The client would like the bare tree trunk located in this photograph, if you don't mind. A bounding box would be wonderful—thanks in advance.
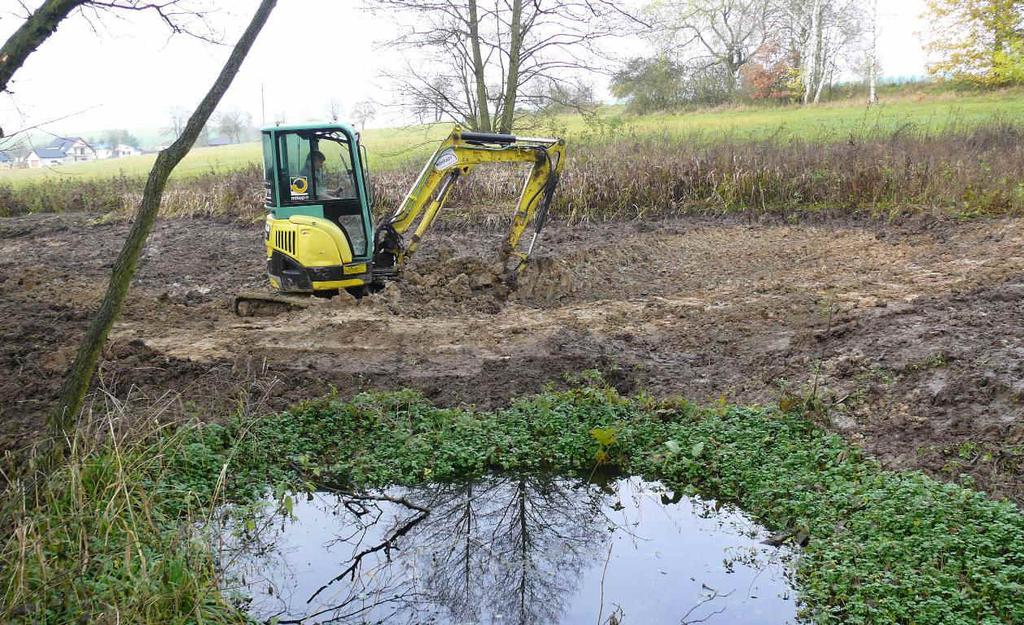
[47,0,277,458]
[468,0,491,131]
[803,0,821,105]
[813,58,827,104]
[498,0,523,134]
[867,0,879,105]
[0,0,86,135]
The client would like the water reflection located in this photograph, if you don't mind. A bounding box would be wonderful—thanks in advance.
[215,476,797,624]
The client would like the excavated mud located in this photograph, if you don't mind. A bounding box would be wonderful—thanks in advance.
[1,212,1022,500]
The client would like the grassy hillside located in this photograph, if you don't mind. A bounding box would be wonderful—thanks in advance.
[1,89,1022,187]
[611,89,1024,140]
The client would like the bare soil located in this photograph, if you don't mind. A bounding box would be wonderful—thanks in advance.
[2,212,1022,500]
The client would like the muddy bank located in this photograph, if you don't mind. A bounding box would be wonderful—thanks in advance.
[1,212,1022,500]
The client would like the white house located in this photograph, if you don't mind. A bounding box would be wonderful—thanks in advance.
[94,143,141,160]
[25,137,97,168]
[0,152,12,169]
[113,144,140,158]
[25,147,66,168]
[50,137,96,162]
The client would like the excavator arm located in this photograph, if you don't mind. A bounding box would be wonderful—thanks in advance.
[372,127,566,278]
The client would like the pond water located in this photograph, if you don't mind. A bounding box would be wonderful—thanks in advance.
[214,477,799,625]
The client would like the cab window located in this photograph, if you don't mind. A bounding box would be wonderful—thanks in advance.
[277,131,357,204]
[315,133,357,201]
[261,132,276,206]
[278,133,312,203]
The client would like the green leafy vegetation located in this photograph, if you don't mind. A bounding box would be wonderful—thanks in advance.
[925,0,1024,86]
[3,384,1023,624]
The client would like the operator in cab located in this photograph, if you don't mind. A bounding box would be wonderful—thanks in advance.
[306,150,356,200]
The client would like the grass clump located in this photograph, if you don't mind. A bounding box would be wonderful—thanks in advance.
[3,385,1023,624]
[1,423,246,624]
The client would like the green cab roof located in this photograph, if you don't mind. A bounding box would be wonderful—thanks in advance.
[261,122,358,135]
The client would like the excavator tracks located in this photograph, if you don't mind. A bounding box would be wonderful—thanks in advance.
[232,292,313,317]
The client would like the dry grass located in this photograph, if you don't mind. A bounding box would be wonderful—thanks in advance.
[413,121,1024,222]
[552,121,1024,221]
[2,122,1023,224]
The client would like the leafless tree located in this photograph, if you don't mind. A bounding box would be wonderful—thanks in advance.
[0,0,218,137]
[48,0,277,460]
[351,99,378,130]
[327,97,343,122]
[214,108,252,143]
[366,0,641,133]
[646,0,778,96]
[163,106,189,139]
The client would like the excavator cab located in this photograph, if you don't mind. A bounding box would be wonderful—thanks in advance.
[261,123,374,294]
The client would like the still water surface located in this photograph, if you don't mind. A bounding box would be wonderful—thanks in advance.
[215,476,798,624]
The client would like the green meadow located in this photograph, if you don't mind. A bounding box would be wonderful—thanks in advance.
[2,88,1022,188]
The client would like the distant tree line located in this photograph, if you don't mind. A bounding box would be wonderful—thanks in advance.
[369,0,1024,120]
[611,0,1024,113]
[612,0,874,112]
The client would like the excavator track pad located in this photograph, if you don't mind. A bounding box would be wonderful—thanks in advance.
[233,292,312,317]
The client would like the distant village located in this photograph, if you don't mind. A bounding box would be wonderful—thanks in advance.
[0,133,240,169]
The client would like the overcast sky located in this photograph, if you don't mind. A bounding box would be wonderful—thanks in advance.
[0,0,932,142]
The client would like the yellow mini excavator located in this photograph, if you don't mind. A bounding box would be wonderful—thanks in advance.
[234,124,565,314]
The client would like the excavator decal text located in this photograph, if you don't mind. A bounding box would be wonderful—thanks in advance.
[433,148,459,172]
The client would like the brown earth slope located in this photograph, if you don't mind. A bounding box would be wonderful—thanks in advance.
[1,213,1021,499]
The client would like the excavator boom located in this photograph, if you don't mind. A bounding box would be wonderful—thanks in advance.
[373,127,566,277]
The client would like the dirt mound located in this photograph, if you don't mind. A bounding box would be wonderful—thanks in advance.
[396,252,576,314]
[397,256,506,315]
[512,256,575,306]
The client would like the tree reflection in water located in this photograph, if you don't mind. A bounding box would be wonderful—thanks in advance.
[215,476,796,625]
[413,476,604,625]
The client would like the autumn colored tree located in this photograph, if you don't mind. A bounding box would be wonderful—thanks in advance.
[926,0,1024,84]
[741,43,800,101]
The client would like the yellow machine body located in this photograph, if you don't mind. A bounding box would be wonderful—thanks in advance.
[265,215,369,292]
[257,123,565,298]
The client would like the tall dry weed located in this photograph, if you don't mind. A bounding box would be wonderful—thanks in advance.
[3,123,1023,224]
